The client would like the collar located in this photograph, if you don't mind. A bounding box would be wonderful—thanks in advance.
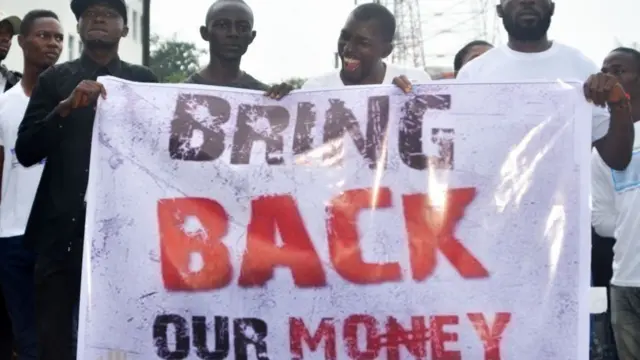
[80,52,122,76]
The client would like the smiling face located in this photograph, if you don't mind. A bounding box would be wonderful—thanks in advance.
[337,16,391,84]
[498,0,554,41]
[20,16,63,69]
[78,3,127,48]
[200,1,255,61]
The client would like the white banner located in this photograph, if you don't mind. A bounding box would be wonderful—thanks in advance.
[79,77,592,359]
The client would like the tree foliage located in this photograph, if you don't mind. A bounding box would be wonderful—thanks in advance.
[149,34,206,83]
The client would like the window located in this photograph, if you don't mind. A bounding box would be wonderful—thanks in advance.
[132,10,138,40]
[68,35,75,60]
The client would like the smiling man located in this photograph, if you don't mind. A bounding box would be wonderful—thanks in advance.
[302,3,431,91]
[457,0,634,171]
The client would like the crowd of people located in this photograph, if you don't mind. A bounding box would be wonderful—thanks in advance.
[0,0,636,358]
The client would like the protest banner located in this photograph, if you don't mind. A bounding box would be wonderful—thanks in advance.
[78,77,592,359]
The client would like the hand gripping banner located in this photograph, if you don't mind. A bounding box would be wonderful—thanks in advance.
[78,77,592,359]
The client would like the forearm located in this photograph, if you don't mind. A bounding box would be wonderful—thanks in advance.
[596,106,634,170]
[15,102,67,166]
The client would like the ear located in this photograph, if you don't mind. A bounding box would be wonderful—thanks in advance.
[248,30,256,45]
[549,2,555,16]
[121,25,129,38]
[199,25,209,41]
[381,42,393,58]
[17,34,25,49]
[496,4,504,18]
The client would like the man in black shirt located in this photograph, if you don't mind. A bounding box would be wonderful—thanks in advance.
[186,0,292,98]
[15,0,157,358]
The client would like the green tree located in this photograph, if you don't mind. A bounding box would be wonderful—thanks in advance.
[149,34,206,83]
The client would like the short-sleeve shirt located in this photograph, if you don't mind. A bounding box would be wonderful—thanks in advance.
[184,71,268,91]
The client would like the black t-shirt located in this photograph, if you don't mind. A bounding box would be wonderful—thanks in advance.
[184,71,268,91]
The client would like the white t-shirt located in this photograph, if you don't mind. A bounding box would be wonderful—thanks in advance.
[592,121,640,286]
[302,63,432,89]
[0,82,44,238]
[456,42,609,142]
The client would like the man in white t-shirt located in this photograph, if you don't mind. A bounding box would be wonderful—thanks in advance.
[0,10,63,359]
[592,47,640,360]
[302,3,431,90]
[457,0,634,171]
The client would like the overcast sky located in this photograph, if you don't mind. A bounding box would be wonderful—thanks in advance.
[151,0,637,83]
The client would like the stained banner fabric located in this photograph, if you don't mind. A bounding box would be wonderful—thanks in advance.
[78,76,592,359]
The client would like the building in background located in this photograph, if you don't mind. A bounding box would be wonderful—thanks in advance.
[2,0,144,72]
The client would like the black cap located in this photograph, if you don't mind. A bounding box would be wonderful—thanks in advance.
[71,0,128,24]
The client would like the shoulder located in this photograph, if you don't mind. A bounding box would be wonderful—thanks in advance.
[0,85,23,112]
[456,47,501,79]
[302,72,340,89]
[240,73,269,91]
[121,61,158,82]
[553,42,599,72]
[39,59,80,81]
[387,64,432,82]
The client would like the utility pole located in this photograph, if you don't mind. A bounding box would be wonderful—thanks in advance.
[142,0,151,66]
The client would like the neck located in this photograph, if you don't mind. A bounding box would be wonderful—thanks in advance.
[203,54,241,83]
[83,46,119,66]
[507,36,552,53]
[20,62,44,96]
[343,61,386,85]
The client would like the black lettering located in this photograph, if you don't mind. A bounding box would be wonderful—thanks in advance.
[169,94,231,161]
[230,105,290,164]
[292,102,316,159]
[233,318,269,359]
[153,314,190,359]
[193,316,230,359]
[398,94,452,170]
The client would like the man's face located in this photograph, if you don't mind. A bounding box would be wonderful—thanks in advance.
[0,21,14,61]
[337,16,388,84]
[200,2,255,61]
[499,0,553,41]
[20,17,63,69]
[603,51,640,98]
[78,3,126,47]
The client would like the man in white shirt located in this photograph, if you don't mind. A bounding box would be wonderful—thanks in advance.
[302,3,431,91]
[457,0,634,171]
[592,47,640,360]
[0,10,63,359]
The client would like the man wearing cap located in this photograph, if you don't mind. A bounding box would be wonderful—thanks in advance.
[14,0,157,358]
[0,12,21,93]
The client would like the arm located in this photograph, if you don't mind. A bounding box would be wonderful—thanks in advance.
[591,148,617,237]
[15,70,66,167]
[593,104,634,171]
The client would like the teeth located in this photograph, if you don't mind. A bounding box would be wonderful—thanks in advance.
[344,57,360,63]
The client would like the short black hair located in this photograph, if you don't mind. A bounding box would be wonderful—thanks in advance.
[611,47,640,72]
[19,9,59,36]
[206,0,252,25]
[453,40,492,72]
[350,3,395,42]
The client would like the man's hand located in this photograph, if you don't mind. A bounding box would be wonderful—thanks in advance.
[264,82,294,100]
[392,75,412,93]
[584,73,628,107]
[58,80,106,116]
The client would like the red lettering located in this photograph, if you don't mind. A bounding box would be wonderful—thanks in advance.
[430,315,461,359]
[157,198,232,291]
[290,318,336,360]
[468,312,511,360]
[402,188,489,280]
[343,314,380,359]
[238,195,326,287]
[326,188,402,284]
[383,316,428,359]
